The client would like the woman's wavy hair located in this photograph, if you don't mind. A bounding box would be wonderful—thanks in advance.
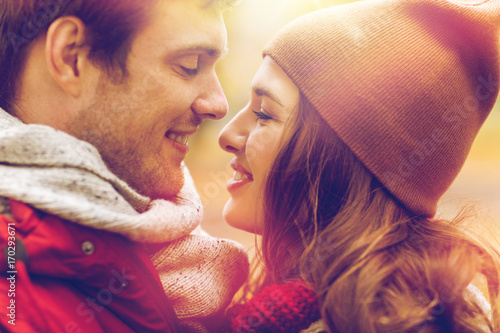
[253,94,500,332]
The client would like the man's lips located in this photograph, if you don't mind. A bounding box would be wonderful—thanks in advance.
[166,132,190,145]
[165,129,197,146]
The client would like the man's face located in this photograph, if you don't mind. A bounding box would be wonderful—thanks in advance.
[69,0,228,200]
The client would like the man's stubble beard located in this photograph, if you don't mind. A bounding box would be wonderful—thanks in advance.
[66,85,185,202]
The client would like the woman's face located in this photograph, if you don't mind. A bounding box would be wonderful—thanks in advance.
[218,56,300,234]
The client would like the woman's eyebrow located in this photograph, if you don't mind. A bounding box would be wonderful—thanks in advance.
[253,86,284,107]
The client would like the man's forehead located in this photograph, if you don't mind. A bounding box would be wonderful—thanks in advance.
[200,0,221,9]
[138,0,227,56]
[156,0,223,12]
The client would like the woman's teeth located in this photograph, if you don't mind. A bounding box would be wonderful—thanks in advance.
[166,133,189,145]
[233,171,251,181]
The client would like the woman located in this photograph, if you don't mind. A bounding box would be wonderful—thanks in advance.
[219,0,500,332]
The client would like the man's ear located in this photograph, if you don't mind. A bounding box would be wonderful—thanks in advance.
[45,16,90,98]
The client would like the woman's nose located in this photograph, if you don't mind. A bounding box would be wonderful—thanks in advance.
[218,109,248,154]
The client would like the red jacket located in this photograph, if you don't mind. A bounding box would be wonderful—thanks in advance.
[0,199,179,333]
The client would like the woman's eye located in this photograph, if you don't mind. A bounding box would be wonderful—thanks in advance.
[252,109,273,121]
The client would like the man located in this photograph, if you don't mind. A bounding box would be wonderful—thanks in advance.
[0,0,248,332]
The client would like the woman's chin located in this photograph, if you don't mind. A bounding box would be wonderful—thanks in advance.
[222,200,262,235]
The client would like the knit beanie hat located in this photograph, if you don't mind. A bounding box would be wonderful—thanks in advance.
[263,0,500,217]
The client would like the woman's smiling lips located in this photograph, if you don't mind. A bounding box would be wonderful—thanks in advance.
[227,159,253,192]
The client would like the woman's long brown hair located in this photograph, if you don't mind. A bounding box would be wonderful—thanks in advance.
[248,94,500,332]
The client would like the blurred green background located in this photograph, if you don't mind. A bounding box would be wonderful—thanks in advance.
[185,0,500,251]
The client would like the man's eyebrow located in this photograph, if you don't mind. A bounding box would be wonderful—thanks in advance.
[253,85,283,107]
[173,45,228,58]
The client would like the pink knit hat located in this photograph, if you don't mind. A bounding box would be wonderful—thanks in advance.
[263,0,500,217]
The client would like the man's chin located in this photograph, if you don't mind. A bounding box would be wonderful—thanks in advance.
[141,176,185,202]
[105,160,186,203]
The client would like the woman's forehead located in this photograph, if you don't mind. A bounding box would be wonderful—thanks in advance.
[251,57,300,111]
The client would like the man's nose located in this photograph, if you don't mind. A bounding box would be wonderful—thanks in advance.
[192,73,228,120]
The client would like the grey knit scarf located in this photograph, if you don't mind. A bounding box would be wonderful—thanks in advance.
[0,108,202,242]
